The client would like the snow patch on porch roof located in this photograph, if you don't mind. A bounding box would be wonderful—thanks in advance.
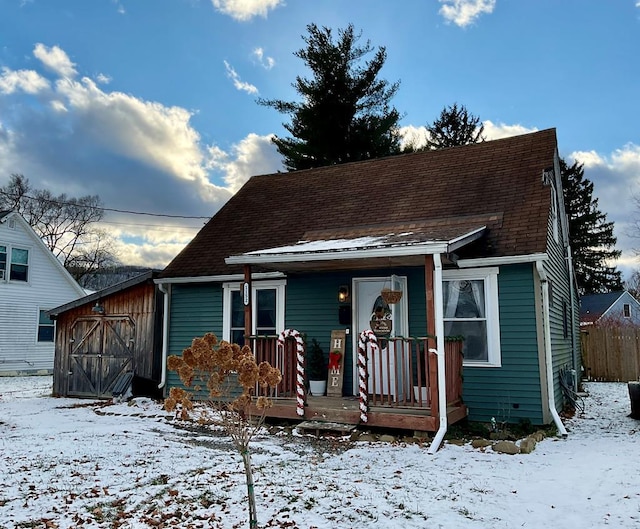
[245,234,408,255]
[225,224,487,265]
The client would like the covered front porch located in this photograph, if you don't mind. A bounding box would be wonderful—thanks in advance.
[225,222,488,450]
[251,334,467,433]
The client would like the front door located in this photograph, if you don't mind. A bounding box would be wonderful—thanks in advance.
[353,276,408,398]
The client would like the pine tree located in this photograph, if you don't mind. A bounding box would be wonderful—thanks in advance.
[424,103,485,150]
[561,158,622,294]
[259,24,402,171]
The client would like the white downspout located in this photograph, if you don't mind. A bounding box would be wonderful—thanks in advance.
[157,282,170,390]
[428,253,448,454]
[536,261,568,437]
[566,246,579,389]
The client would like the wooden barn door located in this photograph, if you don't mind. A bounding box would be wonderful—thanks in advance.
[68,316,136,397]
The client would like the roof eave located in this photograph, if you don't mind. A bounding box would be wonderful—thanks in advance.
[457,253,549,268]
[225,241,451,266]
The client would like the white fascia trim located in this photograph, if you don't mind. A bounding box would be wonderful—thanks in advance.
[447,226,486,252]
[225,242,450,265]
[154,271,286,285]
[457,253,548,268]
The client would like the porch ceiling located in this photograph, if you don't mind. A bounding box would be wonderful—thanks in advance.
[225,218,490,272]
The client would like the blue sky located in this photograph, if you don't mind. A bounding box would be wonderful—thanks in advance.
[1,0,639,278]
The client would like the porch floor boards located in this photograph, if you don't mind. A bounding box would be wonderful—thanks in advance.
[262,395,468,432]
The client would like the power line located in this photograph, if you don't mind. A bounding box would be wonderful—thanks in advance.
[100,220,204,230]
[0,190,212,220]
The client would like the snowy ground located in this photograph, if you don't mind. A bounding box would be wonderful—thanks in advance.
[0,377,639,529]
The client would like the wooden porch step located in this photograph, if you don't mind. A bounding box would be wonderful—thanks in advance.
[297,420,357,436]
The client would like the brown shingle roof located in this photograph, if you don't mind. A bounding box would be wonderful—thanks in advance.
[160,128,557,279]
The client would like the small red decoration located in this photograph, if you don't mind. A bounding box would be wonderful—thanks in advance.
[328,351,342,371]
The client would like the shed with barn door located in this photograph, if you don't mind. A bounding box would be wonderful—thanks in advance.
[48,270,164,399]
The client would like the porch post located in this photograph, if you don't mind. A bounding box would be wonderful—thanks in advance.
[243,264,252,347]
[424,255,436,348]
[424,255,438,411]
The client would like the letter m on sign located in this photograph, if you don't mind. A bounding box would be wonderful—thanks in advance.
[327,330,346,397]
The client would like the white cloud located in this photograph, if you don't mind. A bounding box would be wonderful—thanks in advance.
[107,221,204,268]
[0,67,49,94]
[570,149,604,169]
[252,47,275,70]
[112,0,126,14]
[49,100,67,112]
[0,45,288,268]
[569,144,640,281]
[399,125,428,150]
[482,120,536,140]
[96,73,112,84]
[398,120,533,150]
[208,133,283,192]
[224,60,258,95]
[439,0,496,27]
[54,76,219,191]
[211,0,284,21]
[33,43,77,78]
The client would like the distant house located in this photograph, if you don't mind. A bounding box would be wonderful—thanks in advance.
[48,270,164,398]
[580,291,640,326]
[156,129,579,442]
[0,210,85,375]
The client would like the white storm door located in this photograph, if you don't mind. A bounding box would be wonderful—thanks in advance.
[353,277,408,398]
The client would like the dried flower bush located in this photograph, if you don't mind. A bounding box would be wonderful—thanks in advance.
[165,332,282,529]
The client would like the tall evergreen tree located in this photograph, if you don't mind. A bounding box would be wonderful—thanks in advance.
[259,24,402,171]
[425,103,485,150]
[561,158,622,294]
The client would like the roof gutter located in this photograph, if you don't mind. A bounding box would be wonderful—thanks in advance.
[457,253,548,268]
[154,272,285,285]
[225,242,450,266]
[428,253,448,454]
[535,261,568,438]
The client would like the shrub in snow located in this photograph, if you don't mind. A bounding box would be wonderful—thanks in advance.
[165,332,282,529]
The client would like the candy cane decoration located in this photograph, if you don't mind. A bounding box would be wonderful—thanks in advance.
[277,329,305,417]
[357,329,378,423]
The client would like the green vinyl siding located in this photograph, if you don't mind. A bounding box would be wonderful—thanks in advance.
[286,271,355,392]
[462,263,544,424]
[166,283,222,396]
[543,198,579,414]
[286,268,425,395]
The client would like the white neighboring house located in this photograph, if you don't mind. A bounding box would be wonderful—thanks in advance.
[0,210,85,375]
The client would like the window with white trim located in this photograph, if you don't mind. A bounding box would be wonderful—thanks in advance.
[37,310,55,342]
[623,303,631,318]
[11,247,29,281]
[222,280,286,343]
[0,245,6,278]
[442,268,501,367]
[0,244,29,282]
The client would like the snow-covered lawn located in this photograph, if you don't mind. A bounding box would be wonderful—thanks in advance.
[0,377,639,528]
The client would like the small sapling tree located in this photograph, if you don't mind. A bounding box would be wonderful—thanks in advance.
[164,333,282,529]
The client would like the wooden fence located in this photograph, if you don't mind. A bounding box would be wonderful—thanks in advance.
[581,326,640,381]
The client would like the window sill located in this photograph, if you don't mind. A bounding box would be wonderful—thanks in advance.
[463,360,502,368]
